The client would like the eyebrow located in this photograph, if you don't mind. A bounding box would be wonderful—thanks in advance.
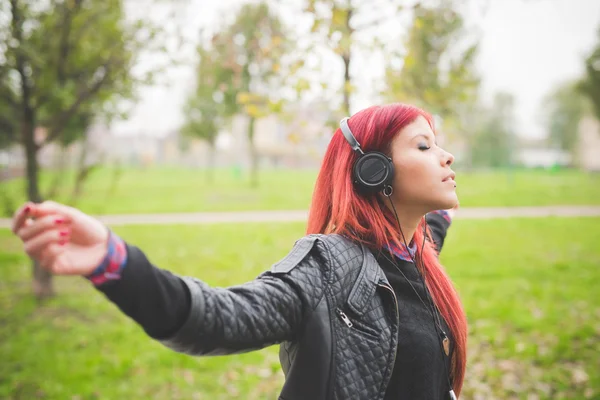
[411,133,436,144]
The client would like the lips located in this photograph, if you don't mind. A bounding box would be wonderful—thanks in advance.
[442,172,456,183]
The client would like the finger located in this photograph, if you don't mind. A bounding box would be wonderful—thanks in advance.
[28,200,81,220]
[11,202,35,234]
[23,228,70,259]
[17,214,71,242]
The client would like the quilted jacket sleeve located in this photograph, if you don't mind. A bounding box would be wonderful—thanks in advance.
[155,236,328,356]
[426,210,452,254]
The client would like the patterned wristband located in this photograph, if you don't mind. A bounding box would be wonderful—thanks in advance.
[86,231,128,286]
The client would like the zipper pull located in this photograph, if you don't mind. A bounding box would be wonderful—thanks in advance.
[335,308,353,328]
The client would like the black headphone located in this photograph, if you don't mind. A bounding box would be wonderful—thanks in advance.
[340,117,395,195]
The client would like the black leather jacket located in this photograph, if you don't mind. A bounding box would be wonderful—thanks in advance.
[159,234,404,400]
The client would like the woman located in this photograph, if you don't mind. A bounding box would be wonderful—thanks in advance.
[11,103,467,400]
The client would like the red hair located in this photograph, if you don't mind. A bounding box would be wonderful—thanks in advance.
[306,103,467,395]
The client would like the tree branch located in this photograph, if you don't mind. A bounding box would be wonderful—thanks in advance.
[0,86,19,110]
[71,7,105,44]
[36,2,101,109]
[0,63,19,109]
[41,66,111,146]
[41,47,128,147]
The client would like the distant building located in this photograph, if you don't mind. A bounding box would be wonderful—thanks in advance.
[515,138,571,168]
[517,148,571,168]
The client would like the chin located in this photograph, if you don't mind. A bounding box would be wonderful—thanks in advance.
[432,194,458,211]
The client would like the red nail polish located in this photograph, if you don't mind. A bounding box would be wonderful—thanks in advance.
[59,240,66,245]
[24,206,31,213]
[55,219,64,224]
[59,231,69,237]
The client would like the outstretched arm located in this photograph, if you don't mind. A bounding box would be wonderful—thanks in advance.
[11,201,327,356]
[96,235,327,356]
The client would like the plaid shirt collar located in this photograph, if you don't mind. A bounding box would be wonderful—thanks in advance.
[384,240,417,263]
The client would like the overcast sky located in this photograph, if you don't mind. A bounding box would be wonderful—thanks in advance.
[111,0,600,140]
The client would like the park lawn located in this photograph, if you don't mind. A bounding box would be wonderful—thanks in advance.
[2,167,600,216]
[1,217,599,399]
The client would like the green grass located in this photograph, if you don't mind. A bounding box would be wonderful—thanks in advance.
[1,167,600,216]
[1,218,599,399]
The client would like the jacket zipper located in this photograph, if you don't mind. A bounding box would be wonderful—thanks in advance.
[335,307,353,327]
[326,293,337,400]
[377,281,399,399]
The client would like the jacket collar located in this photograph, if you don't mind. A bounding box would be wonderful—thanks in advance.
[346,242,387,317]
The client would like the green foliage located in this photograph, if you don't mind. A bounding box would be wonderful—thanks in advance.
[305,0,354,56]
[1,0,182,295]
[579,26,600,121]
[1,0,180,150]
[0,106,17,149]
[180,47,222,147]
[384,3,480,119]
[470,92,517,168]
[190,2,298,186]
[1,217,599,398]
[542,81,588,156]
[303,0,406,116]
[207,2,294,120]
[0,0,141,146]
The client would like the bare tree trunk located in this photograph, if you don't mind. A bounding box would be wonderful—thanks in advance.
[46,144,69,199]
[23,125,41,203]
[70,134,97,203]
[23,116,53,300]
[12,0,54,300]
[248,117,258,188]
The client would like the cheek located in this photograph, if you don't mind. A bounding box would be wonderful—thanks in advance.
[392,156,440,201]
[394,157,431,190]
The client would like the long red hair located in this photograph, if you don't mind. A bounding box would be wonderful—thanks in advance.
[306,103,467,395]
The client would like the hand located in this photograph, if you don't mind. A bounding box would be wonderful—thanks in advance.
[11,201,110,276]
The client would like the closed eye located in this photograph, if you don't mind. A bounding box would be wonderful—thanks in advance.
[418,144,431,151]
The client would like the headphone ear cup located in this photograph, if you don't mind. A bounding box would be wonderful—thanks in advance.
[352,151,394,194]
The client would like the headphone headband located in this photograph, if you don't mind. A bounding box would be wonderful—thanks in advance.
[340,118,364,155]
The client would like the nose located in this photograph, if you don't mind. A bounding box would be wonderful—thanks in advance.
[441,149,454,166]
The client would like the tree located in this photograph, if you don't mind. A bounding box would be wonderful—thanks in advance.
[302,0,459,117]
[579,26,600,121]
[541,81,588,159]
[303,0,396,115]
[45,107,95,199]
[180,46,223,182]
[207,2,295,187]
[382,2,481,168]
[0,0,172,299]
[383,2,480,120]
[470,92,516,168]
